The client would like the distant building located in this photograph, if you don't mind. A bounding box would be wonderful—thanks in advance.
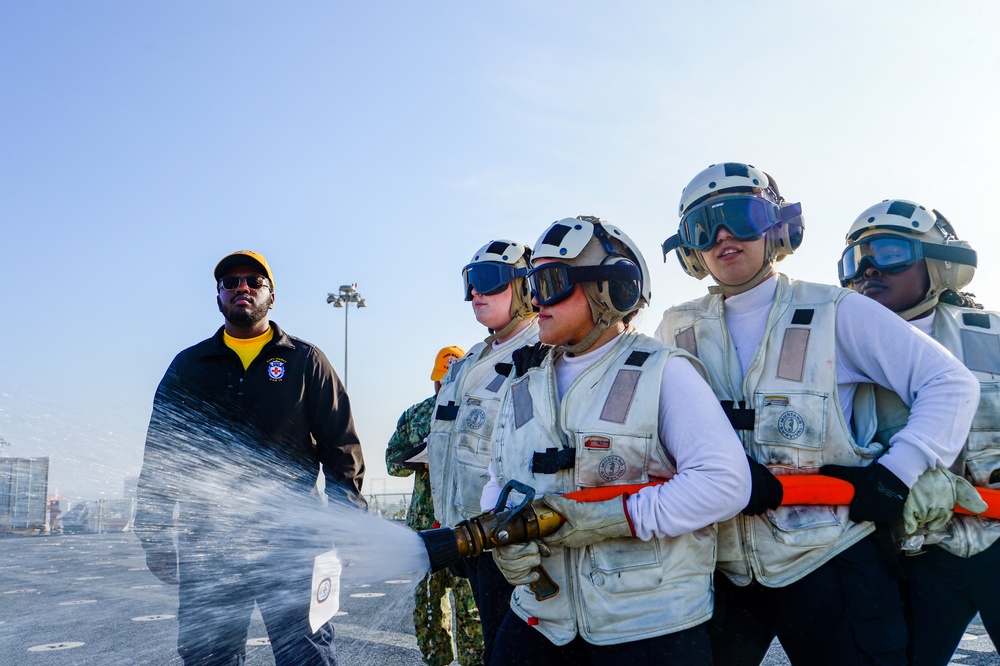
[0,457,50,534]
[123,476,138,501]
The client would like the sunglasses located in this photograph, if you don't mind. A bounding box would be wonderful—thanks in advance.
[218,275,269,291]
[462,262,527,300]
[528,262,640,307]
[672,195,802,252]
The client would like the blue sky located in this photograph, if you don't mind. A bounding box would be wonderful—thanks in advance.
[2,2,999,499]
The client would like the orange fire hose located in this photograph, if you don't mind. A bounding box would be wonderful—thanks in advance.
[563,475,1000,520]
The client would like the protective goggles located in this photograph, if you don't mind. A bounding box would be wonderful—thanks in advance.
[528,262,640,307]
[667,195,803,253]
[462,262,527,300]
[839,233,932,286]
[218,275,269,291]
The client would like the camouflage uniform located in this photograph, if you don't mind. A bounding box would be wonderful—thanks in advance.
[386,396,483,666]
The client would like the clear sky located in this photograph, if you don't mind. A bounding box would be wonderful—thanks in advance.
[2,2,998,500]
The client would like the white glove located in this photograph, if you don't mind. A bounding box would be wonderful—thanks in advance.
[903,468,987,534]
[492,540,549,586]
[540,495,634,549]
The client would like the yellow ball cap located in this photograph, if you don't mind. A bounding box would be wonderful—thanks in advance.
[214,250,275,290]
[431,346,466,381]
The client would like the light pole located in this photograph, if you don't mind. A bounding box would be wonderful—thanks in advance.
[326,284,366,388]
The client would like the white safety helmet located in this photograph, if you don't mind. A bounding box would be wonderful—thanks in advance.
[531,215,650,353]
[462,239,536,343]
[842,199,977,320]
[664,162,804,295]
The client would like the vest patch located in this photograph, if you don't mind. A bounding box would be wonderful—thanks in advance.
[511,377,534,429]
[963,312,991,329]
[777,411,806,440]
[676,326,699,358]
[777,328,810,382]
[961,329,1000,375]
[600,369,640,424]
[486,373,506,393]
[584,436,611,449]
[624,351,651,367]
[598,455,627,481]
[962,312,990,328]
[465,408,487,430]
[791,309,814,325]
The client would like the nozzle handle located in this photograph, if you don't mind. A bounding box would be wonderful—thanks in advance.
[529,564,559,601]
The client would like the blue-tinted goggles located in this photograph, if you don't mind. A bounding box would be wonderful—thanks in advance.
[668,195,802,253]
[838,234,925,286]
[463,262,527,300]
[528,262,640,307]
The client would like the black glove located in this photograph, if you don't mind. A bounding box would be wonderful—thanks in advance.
[144,545,179,585]
[447,561,469,579]
[512,342,553,377]
[742,456,783,515]
[819,463,909,524]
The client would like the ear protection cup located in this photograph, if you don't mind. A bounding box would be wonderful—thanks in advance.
[602,256,641,313]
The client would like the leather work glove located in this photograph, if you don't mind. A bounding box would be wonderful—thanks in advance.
[492,540,550,586]
[512,342,553,377]
[902,468,988,534]
[742,456,784,516]
[819,463,909,524]
[539,495,635,549]
[144,545,179,585]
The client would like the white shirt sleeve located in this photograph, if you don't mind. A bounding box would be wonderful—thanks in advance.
[481,464,502,513]
[835,292,979,486]
[627,356,751,540]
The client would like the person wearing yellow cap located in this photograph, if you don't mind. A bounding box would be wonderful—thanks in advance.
[134,250,366,666]
[386,346,484,666]
[426,239,540,664]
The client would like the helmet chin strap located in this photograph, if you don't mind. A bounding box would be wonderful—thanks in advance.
[484,311,534,347]
[556,314,615,356]
[706,243,778,296]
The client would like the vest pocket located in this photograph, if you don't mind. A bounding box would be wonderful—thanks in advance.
[764,505,849,547]
[573,432,652,488]
[754,391,828,449]
[584,537,663,593]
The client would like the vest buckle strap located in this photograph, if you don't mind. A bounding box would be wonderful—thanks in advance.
[531,447,575,474]
[436,401,459,421]
[721,400,755,430]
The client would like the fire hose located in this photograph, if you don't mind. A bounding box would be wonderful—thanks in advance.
[418,476,1000,601]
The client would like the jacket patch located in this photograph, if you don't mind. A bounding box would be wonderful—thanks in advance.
[598,455,627,481]
[267,359,286,381]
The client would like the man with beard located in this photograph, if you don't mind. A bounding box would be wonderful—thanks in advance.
[134,250,366,666]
